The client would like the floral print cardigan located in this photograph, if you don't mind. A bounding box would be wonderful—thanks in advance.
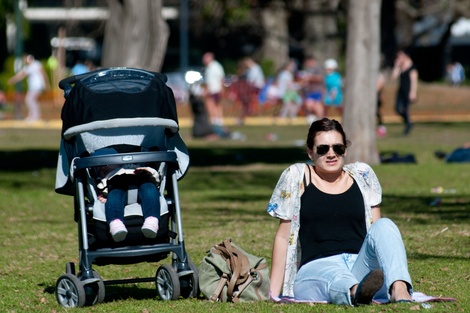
[267,162,382,298]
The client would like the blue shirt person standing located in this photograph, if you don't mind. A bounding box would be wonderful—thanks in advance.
[323,59,343,117]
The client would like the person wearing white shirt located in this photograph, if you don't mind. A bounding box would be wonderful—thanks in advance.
[8,54,50,121]
[202,52,226,127]
[244,57,265,90]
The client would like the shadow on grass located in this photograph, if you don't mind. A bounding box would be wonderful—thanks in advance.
[180,193,470,230]
[187,146,307,166]
[42,283,158,301]
[0,150,59,170]
[0,146,307,170]
[408,252,470,261]
[383,195,470,223]
[43,281,207,304]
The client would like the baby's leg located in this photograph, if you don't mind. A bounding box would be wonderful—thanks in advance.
[139,182,160,238]
[106,188,128,241]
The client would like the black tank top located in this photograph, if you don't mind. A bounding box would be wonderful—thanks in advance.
[299,166,366,267]
[398,64,416,97]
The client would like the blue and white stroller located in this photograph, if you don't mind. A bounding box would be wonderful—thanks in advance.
[54,68,197,307]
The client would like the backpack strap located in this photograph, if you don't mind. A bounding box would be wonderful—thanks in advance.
[210,241,243,302]
[252,262,268,301]
[231,274,253,303]
[209,273,229,302]
[210,238,264,302]
[222,239,251,301]
[232,260,269,302]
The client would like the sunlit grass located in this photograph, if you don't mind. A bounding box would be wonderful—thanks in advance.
[0,122,468,312]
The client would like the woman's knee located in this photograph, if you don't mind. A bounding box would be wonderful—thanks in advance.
[294,275,330,301]
[295,262,356,303]
[374,217,393,226]
[371,218,401,236]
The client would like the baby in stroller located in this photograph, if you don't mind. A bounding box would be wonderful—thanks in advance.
[92,146,161,242]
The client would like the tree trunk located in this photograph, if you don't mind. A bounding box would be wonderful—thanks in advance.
[102,0,169,71]
[259,1,289,72]
[343,0,381,164]
[302,0,342,63]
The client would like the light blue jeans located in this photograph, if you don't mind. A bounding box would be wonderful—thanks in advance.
[293,218,413,305]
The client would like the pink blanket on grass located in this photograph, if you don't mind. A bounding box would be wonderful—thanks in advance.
[271,292,456,304]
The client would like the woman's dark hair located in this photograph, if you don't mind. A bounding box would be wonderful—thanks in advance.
[306,118,349,149]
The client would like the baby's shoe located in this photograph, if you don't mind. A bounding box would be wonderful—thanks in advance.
[109,219,128,242]
[142,216,159,239]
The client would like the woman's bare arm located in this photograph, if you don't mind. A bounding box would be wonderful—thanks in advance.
[270,219,291,298]
[371,205,382,222]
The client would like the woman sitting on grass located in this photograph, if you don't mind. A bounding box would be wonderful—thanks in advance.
[267,118,413,305]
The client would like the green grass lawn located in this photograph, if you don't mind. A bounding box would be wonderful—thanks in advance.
[0,122,468,312]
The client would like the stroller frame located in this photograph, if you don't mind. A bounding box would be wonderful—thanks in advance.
[54,68,197,308]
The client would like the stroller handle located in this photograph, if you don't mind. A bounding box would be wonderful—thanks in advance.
[73,151,179,172]
[58,71,97,91]
[58,68,166,96]
[58,75,77,90]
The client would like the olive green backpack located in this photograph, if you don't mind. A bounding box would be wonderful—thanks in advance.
[199,238,270,302]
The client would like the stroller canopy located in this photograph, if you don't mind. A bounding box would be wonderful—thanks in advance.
[61,68,178,134]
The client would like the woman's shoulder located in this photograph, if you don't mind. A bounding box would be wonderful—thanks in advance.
[285,163,307,172]
[344,162,375,175]
[279,163,307,177]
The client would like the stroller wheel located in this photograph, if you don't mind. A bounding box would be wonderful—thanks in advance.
[56,274,86,308]
[155,264,181,300]
[83,271,106,306]
[180,261,199,299]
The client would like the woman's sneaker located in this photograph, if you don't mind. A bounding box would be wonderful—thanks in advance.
[142,216,159,239]
[353,269,384,306]
[109,219,128,242]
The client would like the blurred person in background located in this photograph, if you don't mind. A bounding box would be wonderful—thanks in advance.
[71,59,90,76]
[391,50,418,135]
[376,69,387,137]
[301,55,324,124]
[240,56,265,123]
[244,56,265,94]
[277,60,301,122]
[202,52,226,133]
[446,61,465,86]
[323,59,343,118]
[8,54,50,121]
[230,59,255,125]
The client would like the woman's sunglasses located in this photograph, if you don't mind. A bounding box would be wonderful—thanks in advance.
[315,144,346,156]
